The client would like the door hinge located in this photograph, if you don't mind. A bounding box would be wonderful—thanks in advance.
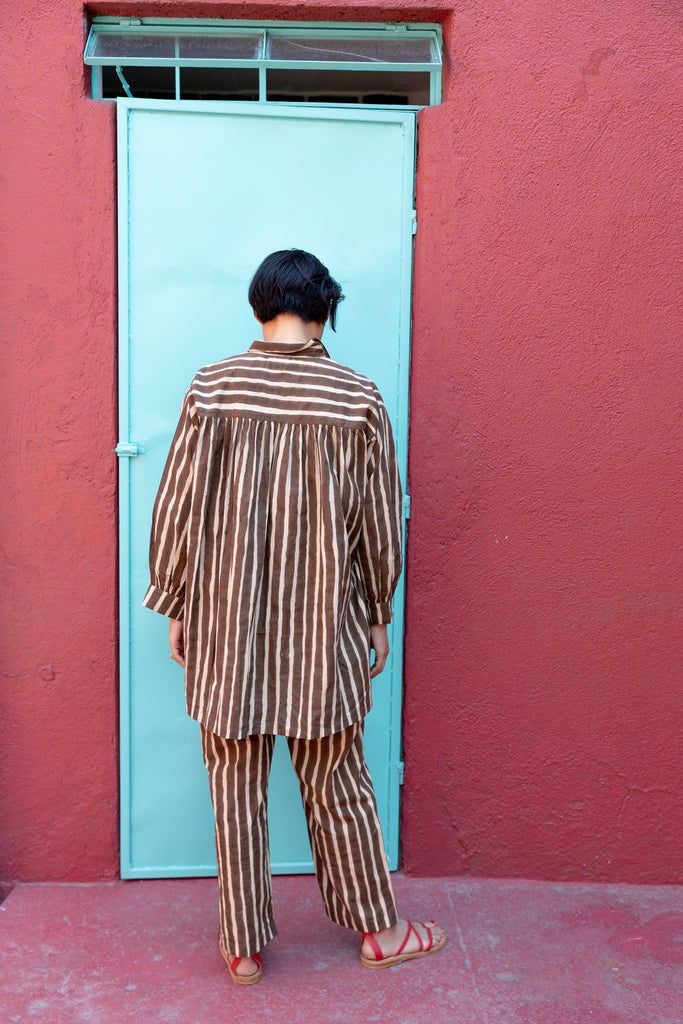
[403,495,411,520]
[115,442,144,457]
[411,210,417,235]
[396,761,405,785]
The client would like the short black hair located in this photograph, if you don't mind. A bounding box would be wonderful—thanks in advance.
[248,249,344,331]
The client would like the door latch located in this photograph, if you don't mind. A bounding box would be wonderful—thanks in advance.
[115,442,144,457]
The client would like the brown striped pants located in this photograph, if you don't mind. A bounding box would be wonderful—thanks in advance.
[200,722,398,956]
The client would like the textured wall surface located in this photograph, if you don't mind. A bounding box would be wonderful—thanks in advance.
[0,5,119,879]
[0,0,681,883]
[404,1,683,882]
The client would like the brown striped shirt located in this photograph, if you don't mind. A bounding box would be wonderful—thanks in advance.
[142,338,402,739]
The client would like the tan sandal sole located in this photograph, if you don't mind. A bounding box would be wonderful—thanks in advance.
[361,929,447,969]
[220,945,263,985]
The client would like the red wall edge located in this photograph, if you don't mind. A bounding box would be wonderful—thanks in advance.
[0,0,681,883]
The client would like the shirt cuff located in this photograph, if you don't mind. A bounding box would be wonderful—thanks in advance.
[367,601,393,625]
[142,584,185,621]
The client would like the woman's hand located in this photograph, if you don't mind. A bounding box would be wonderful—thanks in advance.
[169,618,185,667]
[369,624,389,678]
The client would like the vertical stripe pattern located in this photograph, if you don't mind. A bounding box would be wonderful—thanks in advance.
[201,723,398,956]
[289,724,397,933]
[200,728,276,956]
[143,339,403,740]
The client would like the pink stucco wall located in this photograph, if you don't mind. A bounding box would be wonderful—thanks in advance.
[404,1,682,882]
[0,0,680,884]
[1,5,119,880]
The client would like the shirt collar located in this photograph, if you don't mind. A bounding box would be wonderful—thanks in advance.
[249,338,330,358]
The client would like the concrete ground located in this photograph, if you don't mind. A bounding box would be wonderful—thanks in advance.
[1,875,682,1024]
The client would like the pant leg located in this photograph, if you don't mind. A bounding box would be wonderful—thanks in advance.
[287,722,398,933]
[200,726,277,956]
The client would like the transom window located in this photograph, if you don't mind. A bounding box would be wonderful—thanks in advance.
[85,19,442,106]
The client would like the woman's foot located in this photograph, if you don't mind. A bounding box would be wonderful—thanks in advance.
[219,946,263,985]
[361,919,446,969]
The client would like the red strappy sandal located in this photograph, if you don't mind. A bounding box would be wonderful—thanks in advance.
[361,921,447,969]
[220,945,263,985]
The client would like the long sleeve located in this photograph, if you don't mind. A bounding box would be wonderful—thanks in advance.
[142,386,199,621]
[357,396,403,625]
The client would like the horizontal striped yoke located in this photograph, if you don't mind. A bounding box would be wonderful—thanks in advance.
[142,338,403,739]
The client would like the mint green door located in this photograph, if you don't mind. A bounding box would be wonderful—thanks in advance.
[118,99,415,878]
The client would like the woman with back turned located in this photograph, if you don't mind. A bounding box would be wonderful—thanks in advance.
[143,249,446,984]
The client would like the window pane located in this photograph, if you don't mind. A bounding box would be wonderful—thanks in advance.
[267,69,430,105]
[92,32,176,60]
[267,33,437,64]
[177,34,262,60]
[102,65,176,99]
[180,67,259,100]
